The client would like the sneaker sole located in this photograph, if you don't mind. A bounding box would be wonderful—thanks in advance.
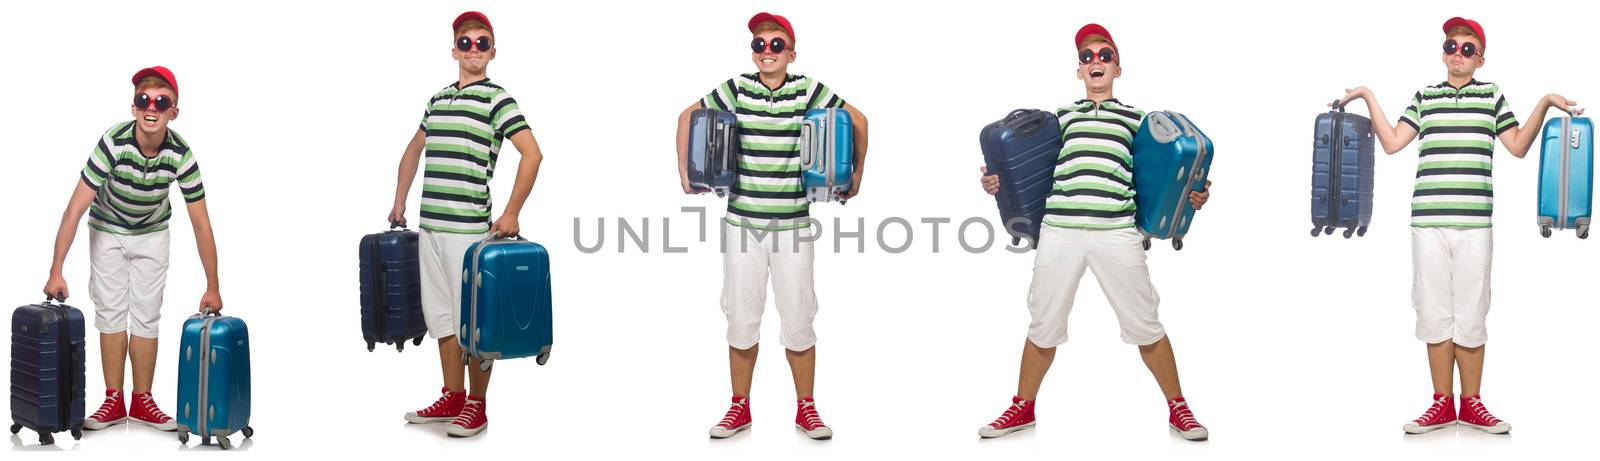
[83,417,127,430]
[1403,421,1455,434]
[130,417,177,432]
[796,424,832,440]
[446,424,487,438]
[978,422,1035,438]
[1170,424,1209,441]
[709,422,751,439]
[1459,421,1511,434]
[405,413,457,424]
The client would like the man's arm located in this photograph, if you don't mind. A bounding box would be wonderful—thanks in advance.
[840,102,869,200]
[1338,87,1419,155]
[489,130,545,237]
[676,101,700,194]
[1497,94,1582,158]
[42,181,97,300]
[389,129,426,225]
[185,198,222,313]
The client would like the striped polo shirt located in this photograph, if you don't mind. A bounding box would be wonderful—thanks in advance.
[701,73,845,230]
[1399,80,1517,228]
[1043,99,1145,230]
[79,121,204,235]
[418,79,530,234]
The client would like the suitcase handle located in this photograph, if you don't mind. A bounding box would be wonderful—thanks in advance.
[390,221,406,230]
[1330,99,1345,112]
[1007,109,1049,137]
[486,232,525,241]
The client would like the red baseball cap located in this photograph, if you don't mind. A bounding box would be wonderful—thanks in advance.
[1074,23,1116,51]
[1442,17,1485,48]
[131,66,178,98]
[454,11,493,34]
[748,12,794,43]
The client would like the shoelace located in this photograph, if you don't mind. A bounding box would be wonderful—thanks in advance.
[798,401,826,430]
[453,401,484,427]
[990,401,1027,428]
[91,394,122,420]
[718,401,747,429]
[1415,396,1449,423]
[421,392,457,415]
[1463,397,1501,425]
[1170,401,1201,430]
[137,394,170,422]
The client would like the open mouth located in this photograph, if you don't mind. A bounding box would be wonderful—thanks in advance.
[761,57,777,64]
[143,115,158,123]
[1089,69,1106,78]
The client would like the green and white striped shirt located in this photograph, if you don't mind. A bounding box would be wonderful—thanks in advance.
[701,73,845,230]
[1399,80,1517,228]
[1044,99,1144,230]
[79,121,204,235]
[418,79,530,234]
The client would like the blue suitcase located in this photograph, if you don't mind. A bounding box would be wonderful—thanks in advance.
[801,108,854,203]
[1311,101,1377,238]
[175,312,253,450]
[979,109,1063,249]
[459,236,553,370]
[1132,111,1214,251]
[9,299,85,445]
[359,223,427,351]
[688,109,738,197]
[1537,115,1593,239]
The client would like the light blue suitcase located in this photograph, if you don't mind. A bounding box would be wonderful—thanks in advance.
[459,236,553,371]
[801,108,854,203]
[1537,115,1593,239]
[175,312,252,450]
[1132,111,1213,251]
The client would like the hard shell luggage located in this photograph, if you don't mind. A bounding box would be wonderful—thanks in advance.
[979,109,1063,248]
[459,236,553,371]
[359,223,427,351]
[175,312,253,450]
[1132,111,1214,251]
[9,298,85,445]
[1537,114,1593,239]
[1311,100,1378,238]
[688,109,738,197]
[800,108,855,203]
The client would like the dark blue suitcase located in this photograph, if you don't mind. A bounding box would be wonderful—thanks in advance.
[801,108,855,203]
[1311,101,1377,238]
[1537,115,1593,239]
[459,236,553,371]
[979,109,1063,249]
[1132,111,1214,251]
[360,223,427,351]
[688,109,738,197]
[9,299,85,445]
[175,312,253,450]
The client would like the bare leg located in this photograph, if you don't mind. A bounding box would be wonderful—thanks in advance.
[730,345,758,398]
[439,336,465,392]
[1138,336,1184,399]
[1426,341,1455,395]
[786,347,815,399]
[129,336,158,394]
[1456,343,1485,396]
[100,332,128,391]
[468,357,492,398]
[1016,339,1057,401]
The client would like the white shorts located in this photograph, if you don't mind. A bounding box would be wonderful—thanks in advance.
[88,229,170,338]
[721,222,819,351]
[420,229,487,339]
[1411,227,1493,347]
[1026,225,1165,347]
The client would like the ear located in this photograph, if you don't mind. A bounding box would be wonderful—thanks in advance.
[1113,65,1123,79]
[1476,55,1486,69]
[168,106,180,121]
[488,48,497,60]
[1076,65,1086,82]
[130,105,140,119]
[788,49,798,64]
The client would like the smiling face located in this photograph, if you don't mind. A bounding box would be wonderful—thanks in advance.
[750,29,794,75]
[129,80,178,136]
[1441,31,1484,79]
[1075,39,1120,94]
[452,24,495,75]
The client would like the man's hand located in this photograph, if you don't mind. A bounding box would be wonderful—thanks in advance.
[980,166,1000,196]
[682,175,700,195]
[1336,87,1372,109]
[1189,180,1213,210]
[43,274,68,301]
[490,215,521,238]
[199,290,223,314]
[841,171,864,200]
[388,203,406,227]
[1545,94,1583,116]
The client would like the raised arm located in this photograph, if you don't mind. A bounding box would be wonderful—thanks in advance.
[1338,87,1419,155]
[1497,94,1582,158]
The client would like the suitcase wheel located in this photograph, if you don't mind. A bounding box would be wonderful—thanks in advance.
[1578,225,1590,240]
[367,341,376,352]
[218,435,233,450]
[1171,238,1184,251]
[8,424,19,434]
[1356,226,1368,237]
[179,432,190,444]
[479,359,494,372]
[1342,228,1355,239]
[1540,225,1553,238]
[1311,227,1322,237]
[1324,226,1336,237]
[242,426,254,439]
[39,431,53,445]
[537,350,550,366]
[1141,238,1152,251]
[396,341,405,352]
[413,336,425,346]
[71,428,82,440]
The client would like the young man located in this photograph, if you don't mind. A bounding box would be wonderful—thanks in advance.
[1337,17,1578,435]
[43,66,223,432]
[975,24,1213,441]
[388,11,545,438]
[674,12,869,440]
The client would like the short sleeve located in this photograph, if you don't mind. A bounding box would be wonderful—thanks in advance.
[418,96,433,132]
[490,90,530,139]
[175,150,204,203]
[805,79,845,109]
[79,126,118,190]
[701,79,736,111]
[1399,91,1423,131]
[1493,89,1518,135]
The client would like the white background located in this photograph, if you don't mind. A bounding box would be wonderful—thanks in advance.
[2,0,1596,458]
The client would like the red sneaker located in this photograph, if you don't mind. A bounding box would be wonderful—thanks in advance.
[405,387,466,424]
[1403,392,1457,434]
[795,397,832,440]
[1168,397,1209,441]
[445,397,488,437]
[129,391,176,431]
[1458,394,1511,434]
[978,396,1035,438]
[83,389,127,430]
[708,396,752,439]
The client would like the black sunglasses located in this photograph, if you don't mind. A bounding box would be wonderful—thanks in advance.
[133,93,173,112]
[1078,47,1115,65]
[1443,39,1478,58]
[750,37,788,54]
[457,35,492,52]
